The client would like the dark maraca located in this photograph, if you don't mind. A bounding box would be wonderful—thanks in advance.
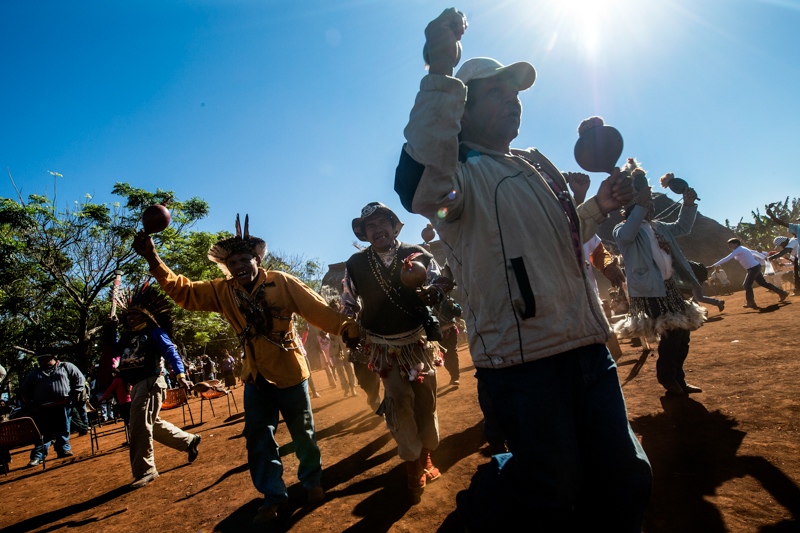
[141,202,171,234]
[574,116,623,174]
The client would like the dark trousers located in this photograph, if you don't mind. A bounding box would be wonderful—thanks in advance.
[744,264,785,304]
[459,345,652,532]
[642,296,692,385]
[352,362,380,408]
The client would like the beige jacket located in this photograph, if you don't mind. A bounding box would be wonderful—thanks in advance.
[397,74,611,369]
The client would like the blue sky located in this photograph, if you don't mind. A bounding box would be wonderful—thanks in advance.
[2,0,799,270]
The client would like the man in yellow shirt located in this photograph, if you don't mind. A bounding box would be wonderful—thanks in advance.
[133,215,358,524]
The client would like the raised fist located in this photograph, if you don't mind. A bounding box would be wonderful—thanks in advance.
[424,8,467,75]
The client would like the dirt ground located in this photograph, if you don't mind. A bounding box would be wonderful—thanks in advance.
[1,288,799,533]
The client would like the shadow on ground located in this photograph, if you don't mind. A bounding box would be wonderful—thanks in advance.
[631,395,800,533]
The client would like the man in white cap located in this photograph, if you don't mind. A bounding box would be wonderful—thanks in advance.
[394,8,651,531]
[765,203,799,295]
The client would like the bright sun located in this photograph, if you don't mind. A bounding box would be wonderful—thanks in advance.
[548,0,627,55]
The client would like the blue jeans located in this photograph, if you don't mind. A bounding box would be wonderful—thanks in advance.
[30,404,71,461]
[458,344,652,532]
[243,376,321,505]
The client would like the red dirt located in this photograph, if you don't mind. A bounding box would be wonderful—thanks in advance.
[1,288,799,533]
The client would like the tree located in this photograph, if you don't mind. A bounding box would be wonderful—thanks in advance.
[726,197,800,250]
[0,173,209,375]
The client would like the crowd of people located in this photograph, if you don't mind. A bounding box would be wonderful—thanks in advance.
[2,7,799,532]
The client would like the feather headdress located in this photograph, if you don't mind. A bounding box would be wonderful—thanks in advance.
[207,214,267,277]
[114,278,174,334]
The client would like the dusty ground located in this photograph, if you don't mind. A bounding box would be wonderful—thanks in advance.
[1,287,799,533]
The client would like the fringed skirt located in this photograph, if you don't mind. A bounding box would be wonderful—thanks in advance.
[363,326,443,383]
[615,279,706,339]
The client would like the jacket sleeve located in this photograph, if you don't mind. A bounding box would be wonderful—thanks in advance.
[614,206,648,245]
[153,329,186,376]
[281,274,360,340]
[590,241,614,273]
[150,262,224,313]
[65,363,86,394]
[576,197,610,244]
[660,204,697,238]
[397,74,467,221]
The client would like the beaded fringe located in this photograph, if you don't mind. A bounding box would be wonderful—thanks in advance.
[364,328,442,382]
[615,279,706,339]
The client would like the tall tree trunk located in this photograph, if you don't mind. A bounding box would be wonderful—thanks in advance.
[76,312,91,375]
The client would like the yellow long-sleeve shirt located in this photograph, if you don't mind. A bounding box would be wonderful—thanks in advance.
[150,262,357,388]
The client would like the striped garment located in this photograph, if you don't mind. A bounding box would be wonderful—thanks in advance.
[19,362,85,405]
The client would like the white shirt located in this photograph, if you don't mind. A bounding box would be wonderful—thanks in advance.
[582,235,602,294]
[642,222,673,281]
[712,246,762,270]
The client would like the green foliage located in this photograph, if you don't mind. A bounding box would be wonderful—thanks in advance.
[0,176,209,376]
[727,197,800,250]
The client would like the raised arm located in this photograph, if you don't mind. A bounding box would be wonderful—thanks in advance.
[133,231,224,313]
[766,203,790,228]
[661,188,698,238]
[395,9,468,222]
[281,274,359,343]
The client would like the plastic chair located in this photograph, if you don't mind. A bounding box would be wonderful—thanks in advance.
[161,387,194,426]
[0,417,45,475]
[199,380,239,423]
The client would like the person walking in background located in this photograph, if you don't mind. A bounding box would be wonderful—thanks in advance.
[708,238,788,308]
[98,370,132,424]
[220,350,237,389]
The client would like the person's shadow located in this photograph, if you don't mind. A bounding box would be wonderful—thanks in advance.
[631,396,800,532]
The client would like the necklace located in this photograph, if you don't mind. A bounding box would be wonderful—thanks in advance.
[367,246,416,318]
[233,284,296,351]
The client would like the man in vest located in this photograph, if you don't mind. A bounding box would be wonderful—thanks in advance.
[341,202,448,495]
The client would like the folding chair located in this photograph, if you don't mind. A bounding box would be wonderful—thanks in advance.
[161,387,194,426]
[199,380,239,423]
[87,404,129,455]
[0,417,45,475]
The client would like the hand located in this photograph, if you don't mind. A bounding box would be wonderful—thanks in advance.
[636,185,652,208]
[683,187,698,206]
[179,376,193,390]
[602,263,626,287]
[417,285,442,306]
[566,172,590,205]
[132,231,156,259]
[596,167,635,215]
[424,8,467,75]
[342,323,361,349]
[432,276,454,293]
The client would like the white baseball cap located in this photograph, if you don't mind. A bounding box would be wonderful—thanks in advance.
[455,57,536,91]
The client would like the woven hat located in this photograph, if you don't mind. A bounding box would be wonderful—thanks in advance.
[207,214,267,277]
[351,202,404,242]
